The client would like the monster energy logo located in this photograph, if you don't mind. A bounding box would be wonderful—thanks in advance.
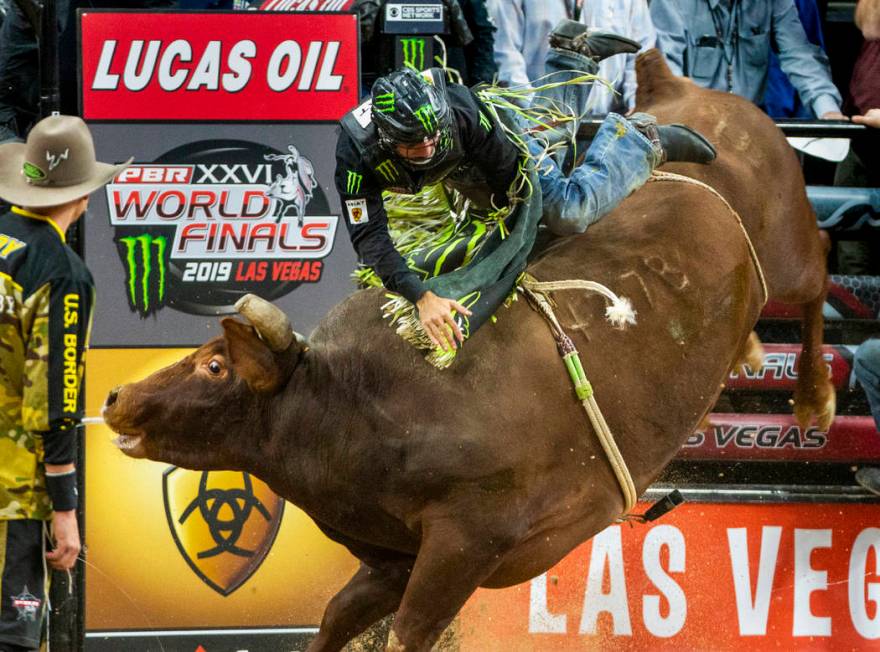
[479,111,492,132]
[346,170,363,194]
[400,37,426,70]
[374,92,395,113]
[375,159,399,183]
[119,233,167,317]
[414,104,437,133]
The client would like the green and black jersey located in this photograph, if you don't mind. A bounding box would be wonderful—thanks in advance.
[0,207,94,520]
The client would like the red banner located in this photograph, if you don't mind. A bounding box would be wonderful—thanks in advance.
[725,344,854,392]
[681,413,880,462]
[80,12,359,121]
[459,502,880,650]
[260,0,355,9]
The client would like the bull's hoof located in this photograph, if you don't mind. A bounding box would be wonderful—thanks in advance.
[793,386,836,432]
[743,332,764,375]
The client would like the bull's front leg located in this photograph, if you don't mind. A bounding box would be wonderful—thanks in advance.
[307,561,410,652]
[387,516,517,652]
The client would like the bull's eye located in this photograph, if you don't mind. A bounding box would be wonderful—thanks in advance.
[208,360,223,375]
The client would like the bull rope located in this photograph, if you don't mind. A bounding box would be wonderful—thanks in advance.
[519,276,639,515]
[519,171,769,516]
[647,171,769,306]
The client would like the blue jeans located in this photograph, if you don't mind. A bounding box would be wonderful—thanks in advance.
[855,339,880,432]
[521,48,657,236]
[532,113,656,236]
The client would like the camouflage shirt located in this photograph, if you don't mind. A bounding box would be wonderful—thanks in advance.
[0,207,94,521]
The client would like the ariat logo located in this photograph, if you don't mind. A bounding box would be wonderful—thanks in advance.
[119,233,167,317]
[479,111,492,132]
[163,468,284,596]
[401,37,426,70]
[374,92,396,113]
[22,161,46,181]
[414,104,437,133]
[0,233,26,259]
[375,159,399,183]
[346,170,363,194]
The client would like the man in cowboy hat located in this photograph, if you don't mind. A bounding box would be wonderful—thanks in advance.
[0,114,129,652]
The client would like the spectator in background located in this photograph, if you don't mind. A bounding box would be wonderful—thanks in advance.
[0,0,178,143]
[855,333,880,496]
[487,0,656,116]
[355,0,496,92]
[836,0,880,275]
[763,0,827,118]
[650,0,846,120]
[445,0,498,86]
[0,0,70,142]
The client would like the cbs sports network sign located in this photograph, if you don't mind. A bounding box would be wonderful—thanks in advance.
[79,10,360,343]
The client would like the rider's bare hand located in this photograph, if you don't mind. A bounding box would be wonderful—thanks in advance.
[416,291,472,352]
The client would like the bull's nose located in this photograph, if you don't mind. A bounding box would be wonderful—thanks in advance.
[105,387,120,407]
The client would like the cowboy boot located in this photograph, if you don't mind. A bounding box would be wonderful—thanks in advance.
[549,19,641,63]
[856,467,880,497]
[629,112,717,165]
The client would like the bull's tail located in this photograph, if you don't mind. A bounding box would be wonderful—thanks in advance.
[635,49,684,107]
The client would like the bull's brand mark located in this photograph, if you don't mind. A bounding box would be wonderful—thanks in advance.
[105,140,338,316]
[346,169,363,194]
[400,37,426,70]
[120,233,167,317]
[375,159,399,183]
[163,467,284,595]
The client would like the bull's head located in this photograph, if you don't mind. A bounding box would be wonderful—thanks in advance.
[103,295,303,470]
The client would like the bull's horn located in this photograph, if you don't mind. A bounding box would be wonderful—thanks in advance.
[234,294,295,352]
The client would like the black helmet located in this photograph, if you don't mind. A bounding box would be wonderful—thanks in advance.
[371,68,453,168]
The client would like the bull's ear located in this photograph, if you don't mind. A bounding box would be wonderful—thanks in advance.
[221,317,287,393]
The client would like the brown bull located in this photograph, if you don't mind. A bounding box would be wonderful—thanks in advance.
[103,52,829,651]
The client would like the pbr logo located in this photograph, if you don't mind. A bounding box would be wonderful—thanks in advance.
[105,139,339,317]
[10,587,41,621]
[163,467,285,596]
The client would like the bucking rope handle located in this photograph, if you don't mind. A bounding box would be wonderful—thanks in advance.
[520,277,639,515]
[520,172,768,516]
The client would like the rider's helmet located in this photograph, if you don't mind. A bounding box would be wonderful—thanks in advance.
[371,68,454,169]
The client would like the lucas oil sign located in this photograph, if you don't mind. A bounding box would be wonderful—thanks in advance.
[79,11,359,121]
[104,139,339,317]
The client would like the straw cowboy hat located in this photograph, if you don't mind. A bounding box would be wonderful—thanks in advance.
[0,114,132,208]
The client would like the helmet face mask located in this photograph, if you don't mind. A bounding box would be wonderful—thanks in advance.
[371,69,454,170]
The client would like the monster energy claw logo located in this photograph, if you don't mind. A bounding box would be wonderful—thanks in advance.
[120,233,167,317]
[346,170,363,194]
[414,104,437,133]
[375,159,399,183]
[374,92,396,113]
[401,37,426,70]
